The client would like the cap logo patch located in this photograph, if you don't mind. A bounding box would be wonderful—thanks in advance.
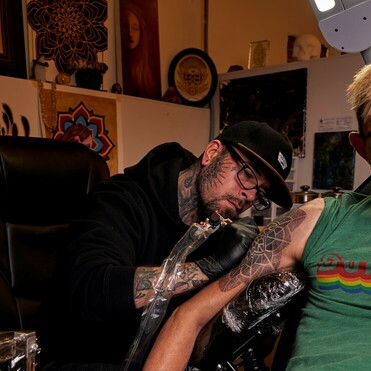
[277,152,287,170]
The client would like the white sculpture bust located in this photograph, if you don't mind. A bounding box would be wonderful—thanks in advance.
[293,34,322,61]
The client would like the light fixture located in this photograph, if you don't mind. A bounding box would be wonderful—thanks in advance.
[314,0,336,12]
[308,0,371,64]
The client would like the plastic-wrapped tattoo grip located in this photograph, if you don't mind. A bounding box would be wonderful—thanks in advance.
[188,271,306,370]
[122,212,230,371]
[222,271,305,333]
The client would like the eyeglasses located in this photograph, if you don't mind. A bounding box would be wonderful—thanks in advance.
[226,145,271,211]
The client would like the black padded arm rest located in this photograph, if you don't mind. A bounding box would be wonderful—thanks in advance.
[0,136,110,225]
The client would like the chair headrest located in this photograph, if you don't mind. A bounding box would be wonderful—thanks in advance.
[0,136,110,224]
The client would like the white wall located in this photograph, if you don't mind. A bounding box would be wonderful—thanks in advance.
[207,0,333,73]
[0,76,210,174]
[304,53,369,190]
[158,0,204,94]
[119,95,210,169]
[158,0,340,88]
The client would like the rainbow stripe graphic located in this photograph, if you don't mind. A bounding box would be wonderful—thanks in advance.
[316,253,371,294]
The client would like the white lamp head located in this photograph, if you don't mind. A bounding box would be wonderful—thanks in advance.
[309,0,371,64]
[313,0,336,12]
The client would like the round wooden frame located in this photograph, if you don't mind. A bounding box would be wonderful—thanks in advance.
[168,48,218,107]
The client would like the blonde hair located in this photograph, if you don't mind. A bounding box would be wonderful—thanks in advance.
[347,64,371,137]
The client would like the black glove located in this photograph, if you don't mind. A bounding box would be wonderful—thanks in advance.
[195,217,259,281]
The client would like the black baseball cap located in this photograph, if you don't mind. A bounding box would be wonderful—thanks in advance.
[217,121,293,209]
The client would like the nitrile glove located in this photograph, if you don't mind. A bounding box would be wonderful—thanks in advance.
[195,217,259,281]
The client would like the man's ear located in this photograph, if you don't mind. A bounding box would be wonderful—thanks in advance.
[349,131,367,160]
[201,140,224,166]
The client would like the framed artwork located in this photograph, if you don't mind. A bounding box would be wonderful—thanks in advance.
[119,0,162,100]
[219,68,307,157]
[312,131,355,190]
[248,40,270,69]
[38,84,118,174]
[0,0,27,78]
[27,0,108,82]
[0,5,3,54]
[168,48,218,107]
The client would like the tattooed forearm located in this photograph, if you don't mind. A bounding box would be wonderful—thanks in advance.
[219,207,306,292]
[134,263,208,308]
[134,266,159,301]
[172,262,208,293]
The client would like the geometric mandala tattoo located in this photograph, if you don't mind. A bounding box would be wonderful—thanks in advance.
[220,207,306,292]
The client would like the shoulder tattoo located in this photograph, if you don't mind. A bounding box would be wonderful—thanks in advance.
[219,207,306,292]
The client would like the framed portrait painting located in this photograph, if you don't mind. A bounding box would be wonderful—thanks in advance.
[248,40,270,69]
[0,0,27,78]
[119,0,162,100]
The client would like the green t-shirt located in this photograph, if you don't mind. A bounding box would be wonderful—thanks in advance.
[286,193,371,370]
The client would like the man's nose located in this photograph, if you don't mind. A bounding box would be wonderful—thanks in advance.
[241,188,257,203]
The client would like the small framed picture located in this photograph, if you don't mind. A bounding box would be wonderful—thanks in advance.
[248,40,270,69]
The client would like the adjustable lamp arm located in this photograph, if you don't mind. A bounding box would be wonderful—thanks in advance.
[309,0,371,64]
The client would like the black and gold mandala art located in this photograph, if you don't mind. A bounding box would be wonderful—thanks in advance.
[27,0,108,73]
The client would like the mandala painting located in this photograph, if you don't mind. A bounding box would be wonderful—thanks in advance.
[53,101,115,161]
[39,87,118,174]
[27,0,108,73]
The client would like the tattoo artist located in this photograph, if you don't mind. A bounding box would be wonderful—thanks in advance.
[37,120,293,370]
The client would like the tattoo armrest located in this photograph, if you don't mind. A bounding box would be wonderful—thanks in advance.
[188,271,306,371]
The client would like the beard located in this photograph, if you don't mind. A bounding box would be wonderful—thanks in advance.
[195,154,251,220]
[201,198,240,220]
[197,178,242,220]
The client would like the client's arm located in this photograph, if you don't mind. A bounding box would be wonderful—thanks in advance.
[143,200,324,371]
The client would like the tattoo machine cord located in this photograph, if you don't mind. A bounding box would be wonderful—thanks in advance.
[122,212,231,371]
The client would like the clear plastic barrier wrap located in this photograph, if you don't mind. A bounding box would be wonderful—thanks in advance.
[223,271,305,333]
[122,212,231,371]
[189,271,306,370]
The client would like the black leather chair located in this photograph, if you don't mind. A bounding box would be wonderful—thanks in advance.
[0,136,109,332]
